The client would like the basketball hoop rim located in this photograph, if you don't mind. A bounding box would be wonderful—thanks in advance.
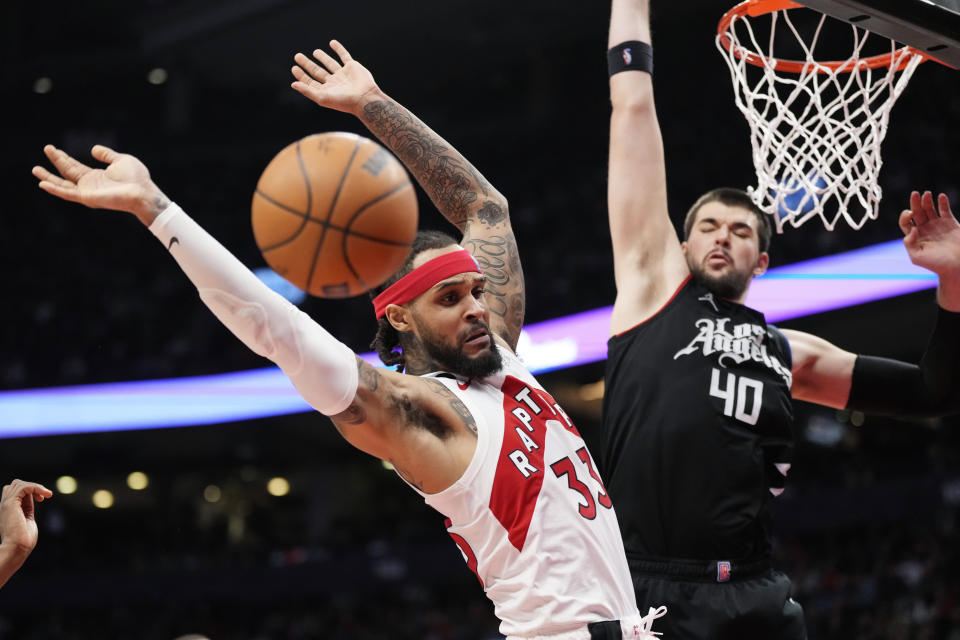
[717,0,932,73]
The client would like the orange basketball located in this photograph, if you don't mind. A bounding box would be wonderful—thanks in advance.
[251,132,418,298]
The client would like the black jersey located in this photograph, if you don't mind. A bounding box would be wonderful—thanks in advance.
[599,276,794,561]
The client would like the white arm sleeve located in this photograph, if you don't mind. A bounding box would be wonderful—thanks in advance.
[149,202,358,416]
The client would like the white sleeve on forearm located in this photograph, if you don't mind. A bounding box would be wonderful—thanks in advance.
[148,202,358,416]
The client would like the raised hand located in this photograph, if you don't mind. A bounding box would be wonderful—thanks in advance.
[0,480,52,554]
[32,144,169,224]
[900,191,960,276]
[290,40,379,115]
[900,191,960,311]
[0,479,53,587]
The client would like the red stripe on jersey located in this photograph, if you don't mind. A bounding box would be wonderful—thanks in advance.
[489,376,550,552]
[445,517,483,587]
[535,387,581,439]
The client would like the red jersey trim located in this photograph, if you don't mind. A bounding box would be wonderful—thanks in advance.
[445,517,484,587]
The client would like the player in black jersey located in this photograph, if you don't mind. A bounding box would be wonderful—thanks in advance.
[600,0,960,638]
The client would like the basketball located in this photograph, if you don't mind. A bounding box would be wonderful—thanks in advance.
[251,132,418,298]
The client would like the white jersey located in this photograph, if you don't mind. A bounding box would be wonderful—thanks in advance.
[146,205,657,638]
[410,346,641,638]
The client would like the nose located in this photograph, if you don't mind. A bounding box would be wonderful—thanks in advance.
[463,293,486,320]
[713,224,731,247]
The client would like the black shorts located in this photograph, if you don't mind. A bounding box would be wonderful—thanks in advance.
[630,560,806,640]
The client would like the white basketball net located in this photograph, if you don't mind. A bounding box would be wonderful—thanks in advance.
[717,8,924,232]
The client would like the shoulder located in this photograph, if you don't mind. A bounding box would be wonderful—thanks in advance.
[778,328,825,365]
[610,274,695,339]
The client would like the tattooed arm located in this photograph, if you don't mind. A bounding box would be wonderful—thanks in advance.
[290,40,526,351]
[358,98,525,349]
[331,360,481,494]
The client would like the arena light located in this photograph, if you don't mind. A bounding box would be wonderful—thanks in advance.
[92,490,114,509]
[266,477,290,497]
[126,471,149,491]
[0,238,936,437]
[746,239,937,319]
[56,475,78,494]
[33,77,53,94]
[146,68,168,86]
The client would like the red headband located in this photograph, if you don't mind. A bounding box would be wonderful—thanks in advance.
[373,249,482,319]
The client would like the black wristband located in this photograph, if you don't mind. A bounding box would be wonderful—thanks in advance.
[607,41,653,77]
[847,306,960,416]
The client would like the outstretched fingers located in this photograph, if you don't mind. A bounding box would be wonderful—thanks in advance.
[90,144,120,165]
[2,480,52,505]
[329,39,353,64]
[19,481,53,502]
[293,52,328,84]
[938,193,955,222]
[911,191,932,226]
[921,190,938,221]
[900,190,960,245]
[311,46,342,74]
[32,165,73,189]
[32,164,82,203]
[901,190,941,230]
[41,144,92,184]
[898,207,915,238]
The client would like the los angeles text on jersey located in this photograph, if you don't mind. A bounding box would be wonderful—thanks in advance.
[673,317,792,386]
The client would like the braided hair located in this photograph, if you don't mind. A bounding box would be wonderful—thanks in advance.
[369,230,459,371]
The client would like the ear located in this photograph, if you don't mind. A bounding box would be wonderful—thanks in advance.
[385,304,413,333]
[753,251,769,277]
[680,240,688,256]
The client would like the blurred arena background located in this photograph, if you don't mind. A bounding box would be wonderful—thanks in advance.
[2,0,960,638]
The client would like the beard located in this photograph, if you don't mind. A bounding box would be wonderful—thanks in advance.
[688,257,753,301]
[417,321,503,379]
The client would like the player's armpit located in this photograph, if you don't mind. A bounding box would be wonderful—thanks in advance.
[330,368,478,493]
[418,378,478,437]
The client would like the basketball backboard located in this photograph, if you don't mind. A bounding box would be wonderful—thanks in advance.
[795,0,960,67]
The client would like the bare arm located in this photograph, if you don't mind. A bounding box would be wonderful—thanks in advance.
[786,308,960,417]
[781,329,855,408]
[33,145,478,495]
[357,96,524,349]
[608,0,689,335]
[291,42,525,350]
[331,361,480,494]
[787,192,960,416]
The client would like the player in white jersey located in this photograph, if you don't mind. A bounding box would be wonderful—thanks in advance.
[32,40,665,639]
[419,343,637,636]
